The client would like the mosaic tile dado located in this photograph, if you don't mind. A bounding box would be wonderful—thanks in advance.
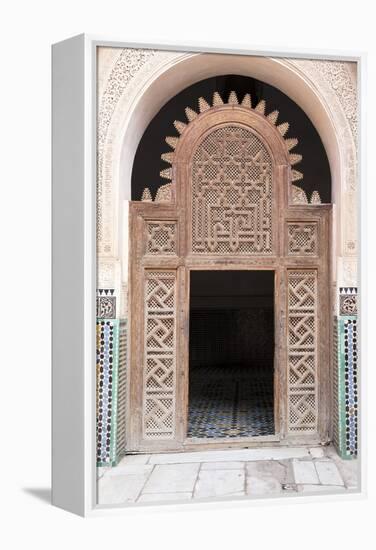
[344,318,358,457]
[96,319,127,466]
[97,319,119,465]
[333,316,358,459]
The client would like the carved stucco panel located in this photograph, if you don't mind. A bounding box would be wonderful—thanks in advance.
[97,47,182,257]
[314,60,358,261]
[311,60,358,144]
[290,59,358,269]
[97,257,122,318]
[97,257,120,288]
[97,47,124,106]
[97,48,184,293]
[343,191,358,255]
[340,257,358,287]
[120,283,128,318]
[97,47,157,255]
[292,59,357,146]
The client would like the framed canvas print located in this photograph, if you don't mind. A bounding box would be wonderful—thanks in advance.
[52,35,365,516]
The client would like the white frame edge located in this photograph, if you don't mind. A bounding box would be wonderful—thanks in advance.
[51,33,366,517]
[52,33,95,517]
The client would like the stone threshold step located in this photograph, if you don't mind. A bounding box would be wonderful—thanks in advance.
[147,446,312,465]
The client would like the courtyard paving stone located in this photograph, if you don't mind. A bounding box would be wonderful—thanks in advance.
[309,447,325,459]
[118,454,151,465]
[194,468,245,499]
[142,463,200,494]
[97,471,151,504]
[246,460,292,495]
[96,445,359,506]
[325,447,359,488]
[315,460,344,486]
[292,459,320,484]
[103,464,153,477]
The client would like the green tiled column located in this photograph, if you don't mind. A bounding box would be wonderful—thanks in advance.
[333,316,358,460]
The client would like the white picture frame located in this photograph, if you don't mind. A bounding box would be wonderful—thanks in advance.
[52,34,366,516]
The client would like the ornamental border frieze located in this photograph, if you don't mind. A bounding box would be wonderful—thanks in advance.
[289,59,357,146]
[288,58,358,261]
[97,47,157,251]
[311,60,357,144]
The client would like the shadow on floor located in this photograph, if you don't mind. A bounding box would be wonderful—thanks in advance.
[23,487,51,504]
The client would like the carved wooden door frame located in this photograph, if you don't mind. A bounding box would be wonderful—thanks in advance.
[128,104,331,453]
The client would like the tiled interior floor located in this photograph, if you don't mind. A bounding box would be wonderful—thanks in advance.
[188,364,274,438]
[97,445,359,506]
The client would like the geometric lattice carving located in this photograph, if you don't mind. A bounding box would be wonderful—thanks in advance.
[287,270,318,432]
[288,223,318,255]
[332,316,340,451]
[132,88,331,449]
[146,222,177,255]
[191,126,273,254]
[143,271,176,439]
[141,90,327,208]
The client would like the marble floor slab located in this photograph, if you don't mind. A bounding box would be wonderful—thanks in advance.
[292,459,320,485]
[96,445,359,506]
[194,468,245,499]
[142,463,200,494]
[315,461,344,486]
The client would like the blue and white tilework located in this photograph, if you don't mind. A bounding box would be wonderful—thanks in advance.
[334,315,358,459]
[344,318,358,457]
[96,319,120,466]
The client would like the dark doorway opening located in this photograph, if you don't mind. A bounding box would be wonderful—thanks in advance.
[188,270,275,439]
